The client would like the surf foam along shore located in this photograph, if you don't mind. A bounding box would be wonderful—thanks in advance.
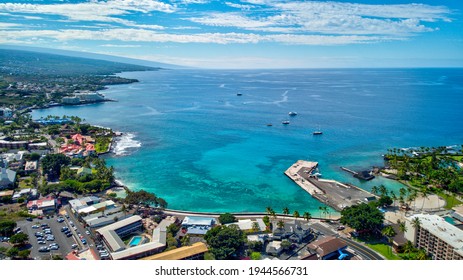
[111,132,142,156]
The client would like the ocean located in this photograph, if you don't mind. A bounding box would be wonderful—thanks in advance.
[32,68,463,216]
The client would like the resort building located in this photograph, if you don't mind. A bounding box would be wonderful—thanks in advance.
[75,92,105,102]
[83,210,127,229]
[76,200,116,216]
[96,215,143,253]
[96,215,174,260]
[405,214,463,260]
[306,236,348,260]
[62,96,81,105]
[181,216,216,235]
[0,139,28,150]
[141,242,208,260]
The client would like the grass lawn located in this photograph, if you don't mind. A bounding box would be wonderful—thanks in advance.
[364,243,401,260]
[442,193,463,209]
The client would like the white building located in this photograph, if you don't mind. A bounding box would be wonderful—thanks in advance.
[405,214,463,260]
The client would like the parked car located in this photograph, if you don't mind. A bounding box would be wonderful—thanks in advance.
[61,226,69,232]
[71,244,78,249]
[85,230,91,235]
[38,240,46,244]
[81,238,87,245]
[100,253,109,258]
[32,224,39,229]
[26,217,33,222]
[38,246,50,252]
[35,232,44,237]
[66,232,73,238]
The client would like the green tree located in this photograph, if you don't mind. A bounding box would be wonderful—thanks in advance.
[340,203,384,233]
[371,186,379,196]
[0,220,17,236]
[403,241,415,258]
[277,220,285,229]
[6,247,19,259]
[293,210,300,220]
[41,153,71,180]
[283,207,290,216]
[303,211,312,222]
[281,240,292,251]
[251,221,260,233]
[9,233,29,246]
[204,224,246,260]
[247,241,263,252]
[377,196,393,207]
[166,223,180,237]
[181,234,190,247]
[17,249,31,260]
[398,221,407,234]
[250,251,261,260]
[219,213,237,225]
[381,226,396,253]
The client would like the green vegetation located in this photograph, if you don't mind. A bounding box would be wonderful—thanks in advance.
[9,232,29,245]
[204,224,246,260]
[218,213,237,225]
[0,220,16,236]
[340,203,384,233]
[41,154,71,180]
[364,243,401,260]
[95,136,112,153]
[124,189,167,209]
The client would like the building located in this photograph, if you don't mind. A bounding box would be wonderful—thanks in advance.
[228,219,266,232]
[0,139,28,149]
[76,92,105,102]
[26,197,57,214]
[266,241,283,256]
[76,200,116,216]
[141,242,208,260]
[96,215,143,252]
[69,196,101,212]
[181,216,216,235]
[24,161,38,173]
[0,160,17,189]
[272,220,312,243]
[0,108,13,119]
[62,96,81,105]
[307,236,348,260]
[405,214,463,260]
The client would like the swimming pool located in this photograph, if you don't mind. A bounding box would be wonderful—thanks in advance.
[128,236,143,247]
[444,216,457,225]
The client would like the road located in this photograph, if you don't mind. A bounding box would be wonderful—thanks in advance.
[340,237,384,260]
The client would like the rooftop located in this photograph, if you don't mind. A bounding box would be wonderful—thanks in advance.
[409,214,463,256]
[140,242,208,260]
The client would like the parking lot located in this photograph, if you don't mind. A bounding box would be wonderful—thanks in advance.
[18,212,91,260]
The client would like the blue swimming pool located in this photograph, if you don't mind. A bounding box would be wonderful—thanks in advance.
[128,236,143,247]
[444,216,457,225]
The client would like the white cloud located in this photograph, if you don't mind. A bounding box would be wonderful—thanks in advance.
[100,44,141,48]
[0,28,401,45]
[224,2,254,11]
[0,22,22,29]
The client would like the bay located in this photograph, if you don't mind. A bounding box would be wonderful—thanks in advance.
[32,68,463,215]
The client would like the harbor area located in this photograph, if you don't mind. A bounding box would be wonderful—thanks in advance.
[284,160,377,212]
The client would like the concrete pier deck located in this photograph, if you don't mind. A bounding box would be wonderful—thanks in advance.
[285,160,377,211]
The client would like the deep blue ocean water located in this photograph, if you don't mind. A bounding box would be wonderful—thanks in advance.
[32,68,463,216]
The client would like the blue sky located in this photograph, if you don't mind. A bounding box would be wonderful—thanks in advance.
[0,0,462,68]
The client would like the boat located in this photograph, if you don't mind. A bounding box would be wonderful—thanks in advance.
[282,121,290,125]
[266,123,273,127]
[288,112,297,116]
[237,93,243,96]
[313,131,323,135]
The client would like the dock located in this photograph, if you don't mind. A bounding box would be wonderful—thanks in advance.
[340,167,375,181]
[285,160,377,211]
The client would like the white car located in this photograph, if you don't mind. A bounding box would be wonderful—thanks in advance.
[71,244,78,249]
[32,225,39,229]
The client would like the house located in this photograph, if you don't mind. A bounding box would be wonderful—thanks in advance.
[0,160,17,189]
[307,236,348,260]
[266,241,283,256]
[77,167,92,177]
[272,220,312,243]
[228,219,266,232]
[181,216,216,235]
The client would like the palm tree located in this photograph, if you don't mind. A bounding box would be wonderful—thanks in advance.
[420,186,429,211]
[381,226,396,253]
[293,210,300,220]
[283,207,290,217]
[403,241,415,258]
[251,221,260,233]
[391,192,397,207]
[181,234,190,246]
[399,187,407,198]
[303,211,312,222]
[378,185,388,197]
[398,221,407,234]
[277,220,285,230]
[371,186,379,196]
[266,206,273,216]
[319,206,329,219]
[416,249,428,260]
[412,217,421,237]
[270,210,276,220]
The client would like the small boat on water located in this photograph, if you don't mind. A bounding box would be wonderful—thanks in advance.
[267,123,273,127]
[282,120,290,125]
[288,112,297,116]
[313,131,323,135]
[237,93,243,96]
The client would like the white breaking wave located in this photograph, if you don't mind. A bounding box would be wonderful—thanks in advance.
[112,133,141,156]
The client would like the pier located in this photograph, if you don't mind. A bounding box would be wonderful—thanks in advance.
[340,166,375,181]
[285,160,377,211]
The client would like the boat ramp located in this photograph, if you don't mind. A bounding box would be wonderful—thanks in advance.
[284,160,377,211]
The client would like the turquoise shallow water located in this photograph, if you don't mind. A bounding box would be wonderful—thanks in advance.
[32,68,463,216]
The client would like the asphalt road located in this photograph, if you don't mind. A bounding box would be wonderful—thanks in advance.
[340,237,384,260]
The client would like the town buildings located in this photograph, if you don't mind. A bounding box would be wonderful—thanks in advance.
[405,214,463,260]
